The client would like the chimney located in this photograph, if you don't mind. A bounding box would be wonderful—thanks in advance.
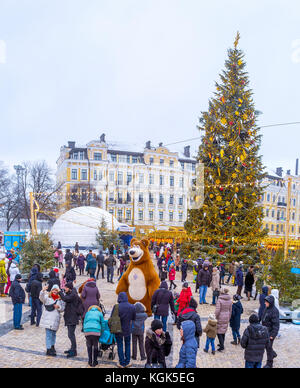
[145,141,151,149]
[68,141,75,149]
[184,145,191,158]
[296,159,299,176]
[276,167,283,177]
[100,133,106,143]
[159,142,163,147]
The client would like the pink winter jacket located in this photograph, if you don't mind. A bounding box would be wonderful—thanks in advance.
[215,293,232,334]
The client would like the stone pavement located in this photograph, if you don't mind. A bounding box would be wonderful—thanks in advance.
[0,263,299,368]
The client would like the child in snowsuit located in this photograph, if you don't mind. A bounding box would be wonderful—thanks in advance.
[176,320,198,368]
[132,302,148,361]
[203,313,218,355]
[176,283,192,316]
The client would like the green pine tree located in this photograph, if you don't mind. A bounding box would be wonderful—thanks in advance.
[185,32,267,263]
[95,217,122,250]
[21,233,55,273]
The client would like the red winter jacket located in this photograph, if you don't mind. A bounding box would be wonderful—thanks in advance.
[168,268,176,281]
[176,287,192,316]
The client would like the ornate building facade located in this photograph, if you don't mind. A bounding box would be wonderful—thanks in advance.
[56,134,197,231]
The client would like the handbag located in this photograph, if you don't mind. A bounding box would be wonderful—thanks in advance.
[213,289,220,297]
[45,300,58,312]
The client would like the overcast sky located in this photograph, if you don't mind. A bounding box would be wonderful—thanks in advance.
[0,0,300,175]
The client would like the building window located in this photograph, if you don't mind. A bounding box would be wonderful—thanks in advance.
[126,192,131,203]
[111,154,117,162]
[267,194,270,202]
[149,174,154,185]
[118,155,126,163]
[81,189,87,201]
[138,210,143,221]
[159,211,164,221]
[117,209,123,221]
[127,173,132,184]
[180,162,184,170]
[149,157,154,165]
[132,157,138,164]
[139,173,144,184]
[160,175,164,186]
[109,171,114,182]
[94,153,102,161]
[170,160,174,168]
[169,212,173,222]
[117,172,123,185]
[117,193,122,204]
[149,193,154,204]
[81,169,87,180]
[99,171,103,181]
[192,164,196,172]
[180,177,184,188]
[126,210,131,220]
[72,152,78,160]
[292,212,295,220]
[170,176,174,187]
[179,213,183,222]
[79,151,84,160]
[71,169,77,180]
[93,170,97,181]
[138,193,143,203]
[179,197,183,206]
[271,210,275,218]
[109,192,114,202]
[170,195,174,205]
[271,225,274,231]
[159,194,164,204]
[109,209,114,215]
[266,209,269,217]
[160,159,164,166]
[149,211,154,221]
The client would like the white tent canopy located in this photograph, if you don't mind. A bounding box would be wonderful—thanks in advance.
[50,206,124,248]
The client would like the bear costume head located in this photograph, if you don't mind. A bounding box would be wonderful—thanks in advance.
[128,238,150,265]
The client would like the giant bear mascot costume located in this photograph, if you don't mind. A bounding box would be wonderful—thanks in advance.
[116,238,160,316]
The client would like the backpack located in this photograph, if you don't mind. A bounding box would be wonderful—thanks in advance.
[108,304,122,334]
[76,295,85,317]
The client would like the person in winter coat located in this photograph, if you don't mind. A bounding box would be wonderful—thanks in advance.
[58,250,64,269]
[235,265,244,296]
[241,314,270,368]
[176,320,198,368]
[168,263,177,290]
[244,266,255,300]
[0,259,8,297]
[9,261,20,283]
[177,298,202,347]
[81,279,100,317]
[29,272,43,326]
[151,281,176,332]
[203,313,218,354]
[197,265,212,304]
[85,253,97,279]
[175,254,180,271]
[47,270,60,292]
[9,274,25,330]
[159,260,168,282]
[219,264,226,286]
[176,283,193,316]
[210,267,220,305]
[230,294,244,345]
[39,285,65,356]
[226,261,235,284]
[113,292,136,368]
[258,286,269,322]
[64,249,73,267]
[63,263,76,284]
[181,259,188,283]
[96,251,105,279]
[77,254,85,276]
[261,295,280,368]
[58,282,80,358]
[145,319,172,368]
[215,288,232,352]
[104,248,116,283]
[83,305,105,367]
[131,302,148,361]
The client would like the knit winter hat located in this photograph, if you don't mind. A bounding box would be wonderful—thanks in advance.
[51,285,60,291]
[151,319,163,332]
[15,274,22,280]
[183,282,189,288]
[249,314,259,324]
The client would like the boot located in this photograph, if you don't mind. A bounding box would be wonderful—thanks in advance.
[51,345,56,355]
[231,340,238,345]
[67,350,77,358]
[46,348,56,357]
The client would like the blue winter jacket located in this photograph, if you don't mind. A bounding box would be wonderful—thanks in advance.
[117,292,136,337]
[230,300,244,330]
[83,306,105,334]
[236,267,244,286]
[176,320,198,368]
[258,286,269,322]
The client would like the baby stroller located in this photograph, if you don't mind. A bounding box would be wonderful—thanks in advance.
[98,319,116,361]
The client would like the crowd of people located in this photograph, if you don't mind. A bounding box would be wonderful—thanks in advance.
[0,241,280,369]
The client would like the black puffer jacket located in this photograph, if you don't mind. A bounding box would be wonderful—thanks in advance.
[151,281,175,317]
[241,323,270,362]
[145,328,172,367]
[261,295,280,338]
[9,280,25,305]
[47,270,60,292]
[196,268,211,287]
[30,273,43,298]
[177,308,202,339]
[59,288,80,326]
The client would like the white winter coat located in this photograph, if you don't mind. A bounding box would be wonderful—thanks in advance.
[39,290,65,331]
[9,263,20,281]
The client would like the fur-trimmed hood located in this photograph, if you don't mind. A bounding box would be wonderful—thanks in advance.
[146,328,166,346]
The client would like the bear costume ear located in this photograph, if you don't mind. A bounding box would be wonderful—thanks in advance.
[130,238,138,247]
[140,239,149,248]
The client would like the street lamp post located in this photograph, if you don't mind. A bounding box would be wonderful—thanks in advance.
[14,165,25,231]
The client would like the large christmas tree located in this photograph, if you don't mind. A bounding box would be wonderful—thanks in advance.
[185,33,267,263]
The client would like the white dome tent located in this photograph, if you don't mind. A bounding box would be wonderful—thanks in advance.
[50,206,130,248]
